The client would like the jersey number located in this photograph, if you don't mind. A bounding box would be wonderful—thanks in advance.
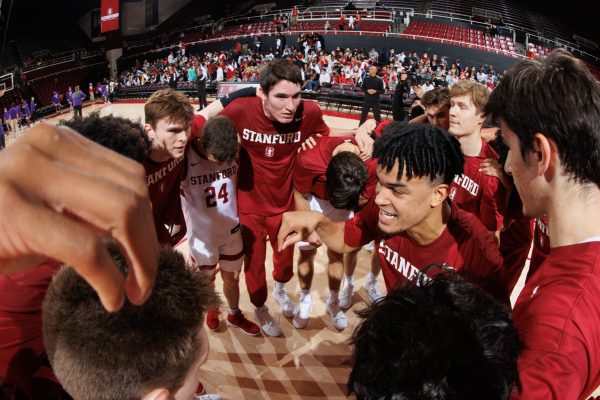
[205,184,229,208]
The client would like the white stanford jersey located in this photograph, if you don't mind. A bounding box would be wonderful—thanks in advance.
[181,145,240,247]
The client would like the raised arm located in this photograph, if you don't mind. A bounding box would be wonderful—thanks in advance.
[0,124,159,312]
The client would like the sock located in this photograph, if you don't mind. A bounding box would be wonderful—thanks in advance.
[345,275,355,285]
[274,281,286,292]
[300,290,311,302]
[329,290,339,303]
[366,273,377,284]
[228,308,239,316]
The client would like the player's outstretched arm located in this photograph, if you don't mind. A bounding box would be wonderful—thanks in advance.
[201,86,259,120]
[0,124,159,312]
[278,210,351,254]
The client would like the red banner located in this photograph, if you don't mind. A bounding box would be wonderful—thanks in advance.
[100,0,119,33]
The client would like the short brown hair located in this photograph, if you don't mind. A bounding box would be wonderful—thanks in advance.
[259,58,302,94]
[421,86,450,109]
[202,115,239,163]
[43,243,219,400]
[450,80,489,114]
[144,88,195,129]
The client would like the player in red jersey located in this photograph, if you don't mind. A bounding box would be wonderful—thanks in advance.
[278,123,507,302]
[219,59,373,336]
[486,49,600,399]
[448,80,506,242]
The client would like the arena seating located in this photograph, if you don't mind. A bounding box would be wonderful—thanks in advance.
[404,21,517,57]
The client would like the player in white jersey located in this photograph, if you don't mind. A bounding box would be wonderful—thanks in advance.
[181,115,260,336]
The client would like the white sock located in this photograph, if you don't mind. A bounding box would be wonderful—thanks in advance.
[228,308,239,315]
[329,290,339,302]
[345,275,355,285]
[366,273,377,284]
[274,281,286,292]
[300,290,311,302]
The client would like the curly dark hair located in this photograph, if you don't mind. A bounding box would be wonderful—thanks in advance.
[348,270,521,400]
[62,112,151,163]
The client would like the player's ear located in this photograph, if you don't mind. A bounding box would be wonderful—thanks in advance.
[431,183,449,207]
[144,123,156,139]
[257,87,267,100]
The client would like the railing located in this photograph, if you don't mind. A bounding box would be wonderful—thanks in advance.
[28,61,107,84]
[22,54,75,74]
[526,32,599,63]
[119,28,525,62]
[298,9,393,20]
[421,10,516,43]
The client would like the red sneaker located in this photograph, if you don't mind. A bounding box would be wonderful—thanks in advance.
[196,381,206,395]
[226,310,261,336]
[206,309,221,331]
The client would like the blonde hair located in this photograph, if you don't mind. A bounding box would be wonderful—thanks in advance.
[449,80,489,114]
[144,88,194,129]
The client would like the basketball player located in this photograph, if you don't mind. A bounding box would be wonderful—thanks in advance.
[181,115,260,336]
[278,123,507,302]
[348,272,520,400]
[144,87,258,246]
[219,59,374,336]
[292,134,379,329]
[43,243,218,400]
[447,80,506,242]
[485,49,600,399]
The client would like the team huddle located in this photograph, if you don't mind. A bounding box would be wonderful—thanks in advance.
[2,50,599,400]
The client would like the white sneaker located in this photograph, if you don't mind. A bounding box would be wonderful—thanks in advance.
[363,278,383,304]
[363,241,375,252]
[272,284,296,318]
[339,279,355,309]
[254,306,282,337]
[292,293,312,329]
[326,299,348,330]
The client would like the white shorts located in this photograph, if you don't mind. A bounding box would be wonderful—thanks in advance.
[189,229,243,272]
[297,194,354,251]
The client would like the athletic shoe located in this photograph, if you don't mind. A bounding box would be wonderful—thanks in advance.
[254,306,282,337]
[363,241,375,252]
[339,279,355,309]
[205,309,221,331]
[363,278,383,304]
[226,310,260,336]
[326,299,348,330]
[195,383,222,400]
[272,284,296,318]
[292,293,312,329]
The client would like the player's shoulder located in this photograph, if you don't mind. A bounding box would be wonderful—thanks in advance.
[301,99,324,115]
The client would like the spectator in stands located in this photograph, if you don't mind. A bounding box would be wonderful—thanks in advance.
[422,80,435,93]
[347,272,520,400]
[355,12,361,31]
[291,6,298,26]
[305,70,319,92]
[339,14,345,30]
[319,69,332,87]
[324,20,331,31]
[348,14,355,30]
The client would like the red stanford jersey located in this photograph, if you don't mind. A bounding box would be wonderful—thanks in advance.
[511,241,600,400]
[294,136,378,203]
[0,261,62,391]
[449,140,505,231]
[220,97,329,216]
[144,149,188,246]
[344,200,506,300]
[528,216,550,280]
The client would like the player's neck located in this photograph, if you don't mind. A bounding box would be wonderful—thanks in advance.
[149,147,172,163]
[456,132,482,157]
[406,201,450,245]
[546,183,600,248]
